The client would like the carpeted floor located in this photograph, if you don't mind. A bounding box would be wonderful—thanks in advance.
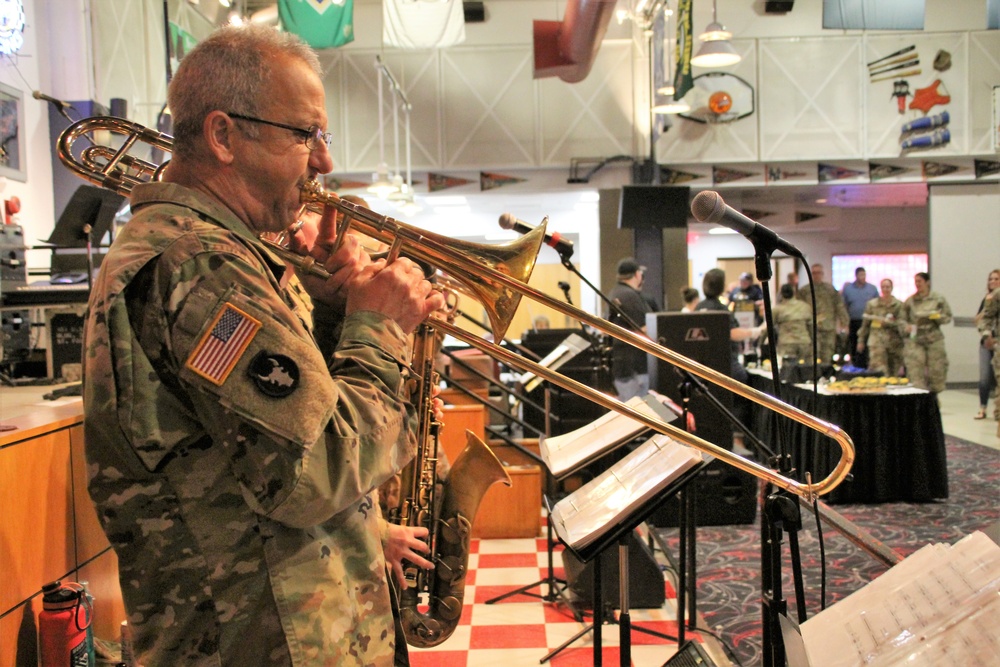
[653,435,1000,667]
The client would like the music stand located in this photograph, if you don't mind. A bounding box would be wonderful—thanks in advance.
[544,433,711,666]
[45,185,125,288]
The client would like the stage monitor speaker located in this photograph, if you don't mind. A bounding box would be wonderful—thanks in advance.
[662,639,718,666]
[561,530,665,610]
[646,311,733,451]
[647,459,757,527]
[765,0,794,13]
[618,185,691,229]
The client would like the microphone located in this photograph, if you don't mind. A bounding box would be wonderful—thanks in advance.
[32,90,73,110]
[499,213,574,259]
[690,190,802,258]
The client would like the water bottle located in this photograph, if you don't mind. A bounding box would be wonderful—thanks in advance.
[38,580,93,666]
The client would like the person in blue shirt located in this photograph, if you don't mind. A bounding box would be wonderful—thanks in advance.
[841,267,879,368]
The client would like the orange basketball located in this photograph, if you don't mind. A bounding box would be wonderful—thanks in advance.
[708,91,733,114]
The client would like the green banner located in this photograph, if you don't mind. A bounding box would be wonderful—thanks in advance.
[673,0,694,101]
[168,22,198,62]
[278,0,354,49]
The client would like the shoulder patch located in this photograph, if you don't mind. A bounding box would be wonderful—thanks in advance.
[186,303,261,385]
[248,351,300,398]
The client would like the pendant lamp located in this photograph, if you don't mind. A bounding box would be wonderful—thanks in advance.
[652,4,690,114]
[691,0,741,68]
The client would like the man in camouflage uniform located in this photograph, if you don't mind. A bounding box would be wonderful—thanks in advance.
[902,272,953,393]
[771,283,812,361]
[797,263,849,364]
[857,278,905,376]
[977,279,1000,435]
[82,26,444,666]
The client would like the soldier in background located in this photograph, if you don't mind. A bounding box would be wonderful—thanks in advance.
[797,263,849,364]
[857,278,905,376]
[976,272,1000,435]
[771,283,812,362]
[902,272,953,393]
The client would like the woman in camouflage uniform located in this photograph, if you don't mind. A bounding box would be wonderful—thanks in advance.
[902,272,953,393]
[857,278,905,376]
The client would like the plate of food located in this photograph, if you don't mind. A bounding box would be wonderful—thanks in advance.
[825,377,910,394]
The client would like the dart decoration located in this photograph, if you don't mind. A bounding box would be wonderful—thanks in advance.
[677,72,754,124]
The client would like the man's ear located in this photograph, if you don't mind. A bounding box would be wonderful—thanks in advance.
[203,111,236,165]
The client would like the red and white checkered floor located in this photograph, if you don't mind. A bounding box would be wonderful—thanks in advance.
[407,534,708,667]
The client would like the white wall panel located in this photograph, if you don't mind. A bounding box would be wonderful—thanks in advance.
[865,33,968,158]
[969,32,1000,155]
[537,41,634,167]
[759,37,864,161]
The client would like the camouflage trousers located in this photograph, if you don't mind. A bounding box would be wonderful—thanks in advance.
[904,338,949,393]
[868,339,905,377]
[814,329,837,365]
[776,341,812,363]
[993,349,1000,421]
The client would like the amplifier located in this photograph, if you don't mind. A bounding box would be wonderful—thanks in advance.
[561,530,665,610]
[647,459,758,528]
[1,224,27,284]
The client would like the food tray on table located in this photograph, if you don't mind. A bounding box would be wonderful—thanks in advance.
[824,377,911,394]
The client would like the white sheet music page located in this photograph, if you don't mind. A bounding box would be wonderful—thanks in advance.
[800,531,1000,666]
[549,433,705,551]
[539,395,673,477]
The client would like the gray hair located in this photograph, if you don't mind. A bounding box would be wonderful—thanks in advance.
[167,25,321,159]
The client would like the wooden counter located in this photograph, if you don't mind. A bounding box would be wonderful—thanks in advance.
[0,385,124,666]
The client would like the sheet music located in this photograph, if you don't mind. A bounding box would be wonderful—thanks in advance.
[520,333,591,393]
[549,433,706,551]
[800,531,1000,666]
[538,394,676,477]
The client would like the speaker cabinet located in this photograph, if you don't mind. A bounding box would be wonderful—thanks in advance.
[765,0,794,12]
[647,459,758,527]
[561,530,665,610]
[646,311,734,451]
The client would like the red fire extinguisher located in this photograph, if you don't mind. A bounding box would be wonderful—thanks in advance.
[38,580,93,667]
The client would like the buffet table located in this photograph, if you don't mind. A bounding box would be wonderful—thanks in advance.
[744,370,948,504]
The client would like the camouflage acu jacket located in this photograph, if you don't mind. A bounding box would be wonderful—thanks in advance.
[82,182,417,666]
[858,296,905,346]
[797,282,848,332]
[902,290,953,345]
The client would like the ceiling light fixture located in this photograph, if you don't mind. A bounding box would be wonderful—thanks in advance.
[369,57,401,198]
[691,0,741,68]
[651,2,690,115]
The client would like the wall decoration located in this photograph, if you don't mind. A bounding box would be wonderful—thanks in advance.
[0,82,24,182]
[921,161,961,179]
[480,172,525,191]
[0,0,25,55]
[869,163,912,181]
[974,159,1000,179]
[677,72,754,125]
[657,165,703,184]
[429,173,472,192]
[818,163,866,183]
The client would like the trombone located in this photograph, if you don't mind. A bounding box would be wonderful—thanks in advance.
[58,115,855,500]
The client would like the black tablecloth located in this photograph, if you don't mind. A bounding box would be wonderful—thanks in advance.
[745,373,948,504]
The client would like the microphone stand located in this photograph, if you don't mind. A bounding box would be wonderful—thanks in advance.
[557,253,644,333]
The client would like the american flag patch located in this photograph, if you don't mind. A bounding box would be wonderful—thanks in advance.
[186,303,261,385]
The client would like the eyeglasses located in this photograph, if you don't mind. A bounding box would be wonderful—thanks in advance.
[228,113,333,151]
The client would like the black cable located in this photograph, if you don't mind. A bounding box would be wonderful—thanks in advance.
[813,496,827,610]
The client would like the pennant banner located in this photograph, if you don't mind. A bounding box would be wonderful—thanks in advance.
[869,163,912,181]
[323,176,370,191]
[480,172,525,191]
[921,161,960,179]
[795,212,824,224]
[974,159,1000,179]
[428,173,472,192]
[765,165,809,184]
[741,208,774,221]
[278,0,354,49]
[818,163,865,183]
[673,0,694,101]
[713,166,755,184]
[659,165,703,184]
[383,0,465,49]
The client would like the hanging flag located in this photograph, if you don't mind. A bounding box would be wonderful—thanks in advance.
[818,163,865,183]
[278,0,354,49]
[921,161,960,179]
[795,212,824,224]
[658,165,702,184]
[741,209,775,221]
[383,0,465,49]
[712,166,755,184]
[323,176,370,191]
[429,173,472,192]
[974,159,1000,179]
[480,172,525,191]
[869,163,911,181]
[673,0,694,101]
[765,166,809,183]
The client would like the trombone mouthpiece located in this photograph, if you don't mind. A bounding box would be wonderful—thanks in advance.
[691,190,725,223]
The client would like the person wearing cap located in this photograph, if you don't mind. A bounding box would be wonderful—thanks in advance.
[607,257,653,401]
[728,272,764,326]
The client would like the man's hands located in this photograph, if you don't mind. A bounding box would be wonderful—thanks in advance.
[286,201,446,332]
[384,523,434,589]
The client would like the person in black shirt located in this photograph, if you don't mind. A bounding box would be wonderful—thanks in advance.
[608,257,652,401]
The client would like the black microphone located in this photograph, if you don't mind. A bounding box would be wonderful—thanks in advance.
[690,190,802,258]
[499,213,574,259]
[32,90,73,110]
